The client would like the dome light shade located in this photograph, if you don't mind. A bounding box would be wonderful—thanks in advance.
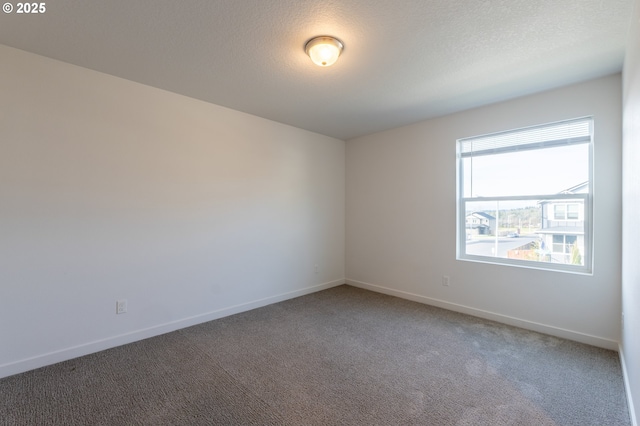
[305,36,344,67]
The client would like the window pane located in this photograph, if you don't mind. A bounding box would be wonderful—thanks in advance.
[462,144,589,198]
[554,205,566,220]
[567,204,579,219]
[464,199,539,259]
[552,235,564,253]
[462,197,585,267]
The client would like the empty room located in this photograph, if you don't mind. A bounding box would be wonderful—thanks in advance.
[1,1,639,424]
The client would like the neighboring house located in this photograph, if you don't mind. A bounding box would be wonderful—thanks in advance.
[466,212,496,236]
[537,182,588,265]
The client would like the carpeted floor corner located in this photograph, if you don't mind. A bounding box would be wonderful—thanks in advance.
[0,285,631,425]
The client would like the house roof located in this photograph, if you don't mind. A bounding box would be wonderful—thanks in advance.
[539,181,589,205]
[559,182,589,194]
[467,212,496,220]
[537,226,584,235]
[0,1,633,140]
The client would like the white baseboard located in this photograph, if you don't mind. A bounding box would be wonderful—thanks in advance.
[345,278,619,351]
[0,279,345,380]
[620,345,638,426]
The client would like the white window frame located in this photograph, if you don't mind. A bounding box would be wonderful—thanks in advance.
[456,117,593,274]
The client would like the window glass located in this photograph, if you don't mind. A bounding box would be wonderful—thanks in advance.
[567,204,580,220]
[462,144,589,198]
[458,117,592,273]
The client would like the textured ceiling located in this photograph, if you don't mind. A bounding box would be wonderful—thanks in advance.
[0,0,634,140]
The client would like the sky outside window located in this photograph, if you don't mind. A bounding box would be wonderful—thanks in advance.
[462,143,589,198]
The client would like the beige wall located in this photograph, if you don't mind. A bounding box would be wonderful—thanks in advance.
[0,45,346,378]
[346,74,622,349]
[622,0,640,422]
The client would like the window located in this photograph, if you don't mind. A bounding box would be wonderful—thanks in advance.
[567,204,580,220]
[553,203,580,220]
[554,205,566,220]
[457,117,593,273]
[552,234,577,254]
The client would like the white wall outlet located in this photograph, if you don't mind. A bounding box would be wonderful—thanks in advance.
[314,264,319,274]
[442,275,450,286]
[116,299,128,314]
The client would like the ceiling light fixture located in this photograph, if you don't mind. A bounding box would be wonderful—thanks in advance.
[305,36,344,67]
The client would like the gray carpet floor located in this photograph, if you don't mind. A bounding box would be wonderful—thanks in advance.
[0,285,631,425]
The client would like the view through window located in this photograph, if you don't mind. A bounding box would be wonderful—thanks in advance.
[457,117,593,273]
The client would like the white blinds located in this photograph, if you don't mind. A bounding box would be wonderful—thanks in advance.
[459,117,592,158]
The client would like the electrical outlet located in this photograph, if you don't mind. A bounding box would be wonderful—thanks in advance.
[116,299,128,314]
[442,275,450,286]
[314,264,319,274]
